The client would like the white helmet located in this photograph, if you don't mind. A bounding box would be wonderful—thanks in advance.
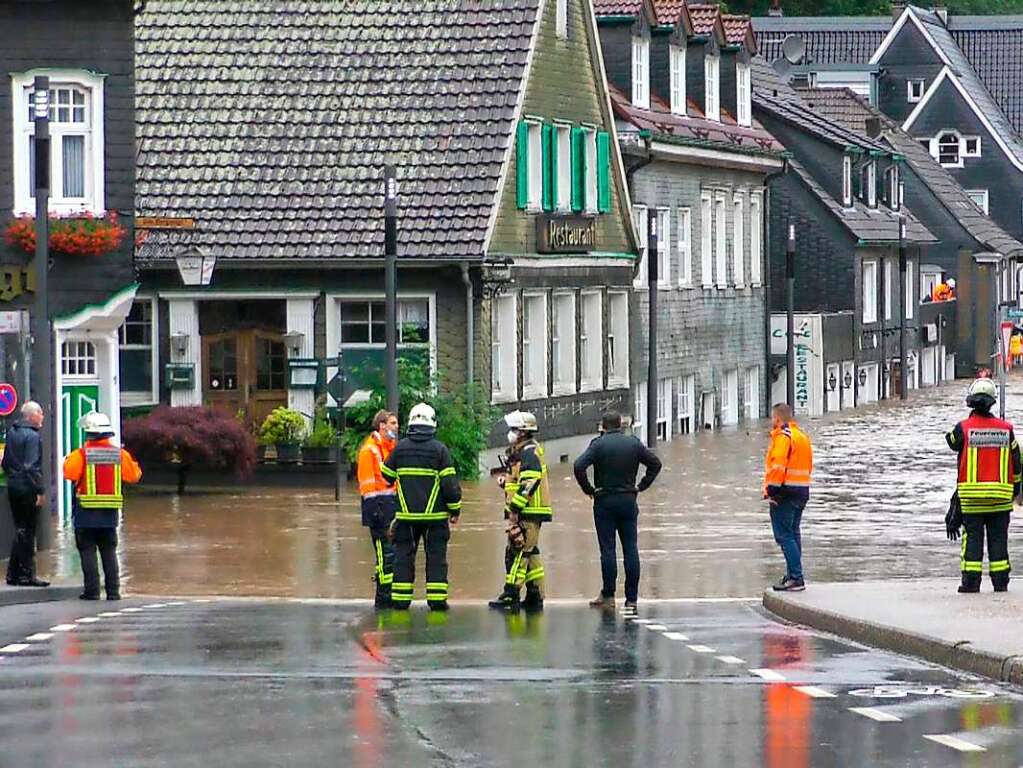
[80,412,114,436]
[408,402,437,429]
[967,378,997,400]
[947,278,956,289]
[504,410,538,432]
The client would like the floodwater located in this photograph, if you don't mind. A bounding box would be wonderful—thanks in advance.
[39,378,1023,599]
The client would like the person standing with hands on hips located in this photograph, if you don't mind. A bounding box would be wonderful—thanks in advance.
[573,411,661,613]
[764,403,813,592]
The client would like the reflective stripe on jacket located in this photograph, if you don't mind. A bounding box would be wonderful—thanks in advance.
[62,438,142,512]
[357,431,396,499]
[381,431,462,522]
[947,413,1022,513]
[508,441,552,522]
[763,421,813,501]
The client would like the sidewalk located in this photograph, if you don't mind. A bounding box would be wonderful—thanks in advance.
[0,580,79,607]
[764,580,1023,685]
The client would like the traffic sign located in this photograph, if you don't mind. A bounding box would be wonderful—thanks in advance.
[1002,321,1014,365]
[326,370,345,403]
[0,383,18,417]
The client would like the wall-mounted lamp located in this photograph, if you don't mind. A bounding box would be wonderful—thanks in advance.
[283,331,306,357]
[858,368,868,387]
[828,371,837,392]
[170,332,189,358]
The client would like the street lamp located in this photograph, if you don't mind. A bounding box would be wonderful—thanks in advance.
[858,367,868,387]
[975,251,1008,418]
[828,371,837,392]
[175,246,217,287]
[843,371,853,390]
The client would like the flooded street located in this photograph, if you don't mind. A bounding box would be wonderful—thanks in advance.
[38,378,1023,599]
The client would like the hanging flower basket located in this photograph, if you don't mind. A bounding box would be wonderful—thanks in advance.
[4,212,127,257]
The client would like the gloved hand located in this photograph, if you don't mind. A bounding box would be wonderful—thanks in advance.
[945,493,963,542]
[506,520,526,550]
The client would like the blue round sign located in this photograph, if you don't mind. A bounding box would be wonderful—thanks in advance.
[0,383,18,417]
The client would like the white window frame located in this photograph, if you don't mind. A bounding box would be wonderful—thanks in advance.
[863,260,878,324]
[656,378,671,442]
[556,124,572,211]
[963,136,981,158]
[552,291,577,397]
[607,291,630,388]
[584,128,599,213]
[633,204,648,288]
[632,34,650,109]
[715,193,728,288]
[670,43,686,116]
[736,61,752,127]
[632,381,646,443]
[932,131,973,168]
[676,374,695,435]
[678,207,693,286]
[491,293,518,404]
[721,369,739,426]
[907,79,925,103]
[966,189,989,215]
[656,207,671,288]
[866,160,877,208]
[888,164,900,210]
[12,69,106,216]
[732,192,745,287]
[119,296,159,406]
[842,155,853,207]
[705,54,720,122]
[526,120,543,209]
[62,340,97,379]
[556,0,568,38]
[905,258,914,321]
[749,192,763,286]
[521,292,549,400]
[700,192,713,287]
[580,290,603,393]
[884,258,893,321]
[744,366,761,421]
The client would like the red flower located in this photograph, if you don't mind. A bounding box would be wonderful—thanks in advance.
[4,213,126,257]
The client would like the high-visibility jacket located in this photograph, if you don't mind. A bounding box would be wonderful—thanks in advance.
[62,438,142,511]
[932,283,953,302]
[357,431,395,499]
[764,421,813,503]
[947,413,1022,513]
[381,429,462,523]
[507,440,552,522]
[1011,335,1022,357]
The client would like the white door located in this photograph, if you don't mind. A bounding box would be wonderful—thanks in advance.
[701,391,716,431]
[858,364,879,405]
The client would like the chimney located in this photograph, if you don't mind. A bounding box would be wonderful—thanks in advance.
[769,0,782,17]
[891,1,906,21]
[933,6,949,25]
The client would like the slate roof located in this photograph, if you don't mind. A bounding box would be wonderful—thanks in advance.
[753,16,889,65]
[754,88,889,155]
[794,87,1023,257]
[135,0,539,263]
[609,83,784,155]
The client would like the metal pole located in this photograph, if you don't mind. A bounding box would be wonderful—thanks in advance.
[32,76,54,518]
[383,165,399,414]
[335,405,346,504]
[786,222,795,409]
[899,216,908,400]
[646,209,658,448]
[998,261,1007,419]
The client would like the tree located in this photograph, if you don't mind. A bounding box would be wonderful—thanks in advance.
[123,406,257,494]
[730,0,1023,15]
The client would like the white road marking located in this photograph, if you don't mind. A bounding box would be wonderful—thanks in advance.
[0,644,30,653]
[75,617,100,624]
[143,603,167,609]
[49,624,76,632]
[923,735,986,753]
[794,686,837,699]
[121,607,143,613]
[849,707,902,723]
[687,644,716,653]
[629,619,652,624]
[165,601,186,607]
[750,669,786,682]
[716,655,747,665]
[646,624,669,631]
[98,612,122,617]
[25,633,53,642]
[662,632,689,641]
[193,599,212,604]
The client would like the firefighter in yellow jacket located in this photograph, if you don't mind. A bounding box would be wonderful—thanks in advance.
[489,411,550,613]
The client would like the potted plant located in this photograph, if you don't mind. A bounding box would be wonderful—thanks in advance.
[302,409,337,464]
[258,407,307,464]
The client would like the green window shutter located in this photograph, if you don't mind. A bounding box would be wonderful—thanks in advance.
[516,121,529,210]
[571,126,584,213]
[597,131,611,213]
[541,124,554,212]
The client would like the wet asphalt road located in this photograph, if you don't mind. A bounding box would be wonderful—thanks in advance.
[2,598,1022,767]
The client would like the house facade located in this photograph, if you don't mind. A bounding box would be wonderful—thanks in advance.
[596,0,785,439]
[135,0,638,466]
[0,0,137,523]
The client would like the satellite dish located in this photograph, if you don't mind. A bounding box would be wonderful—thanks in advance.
[782,34,806,65]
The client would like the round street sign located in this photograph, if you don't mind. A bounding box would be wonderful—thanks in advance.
[0,383,17,417]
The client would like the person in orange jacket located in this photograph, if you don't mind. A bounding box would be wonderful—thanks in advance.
[62,412,142,601]
[357,409,398,608]
[763,403,813,592]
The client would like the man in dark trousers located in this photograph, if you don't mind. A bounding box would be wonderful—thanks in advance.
[3,401,49,587]
[573,411,661,613]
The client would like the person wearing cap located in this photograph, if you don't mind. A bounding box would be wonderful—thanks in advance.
[380,403,461,611]
[488,410,550,613]
[946,378,1022,593]
[62,412,142,600]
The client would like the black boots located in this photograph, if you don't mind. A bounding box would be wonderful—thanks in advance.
[992,573,1010,593]
[522,586,543,614]
[959,573,981,593]
[489,588,521,613]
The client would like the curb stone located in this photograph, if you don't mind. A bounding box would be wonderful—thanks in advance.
[0,584,80,608]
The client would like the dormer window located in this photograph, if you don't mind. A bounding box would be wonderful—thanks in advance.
[887,164,900,211]
[670,43,686,116]
[865,161,877,208]
[930,131,981,168]
[736,62,751,127]
[705,54,720,121]
[632,34,650,109]
[842,155,853,207]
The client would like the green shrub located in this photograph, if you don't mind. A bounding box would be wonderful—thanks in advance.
[304,408,336,449]
[259,407,307,446]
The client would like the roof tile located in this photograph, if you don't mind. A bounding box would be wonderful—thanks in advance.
[688,4,719,36]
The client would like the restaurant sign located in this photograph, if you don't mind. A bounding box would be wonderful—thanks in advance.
[536,215,596,254]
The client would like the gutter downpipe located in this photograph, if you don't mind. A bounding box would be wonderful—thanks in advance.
[461,263,474,397]
[761,157,789,419]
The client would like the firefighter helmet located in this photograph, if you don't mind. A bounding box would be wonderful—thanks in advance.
[966,378,997,410]
[408,402,437,429]
[504,410,538,432]
[80,412,114,436]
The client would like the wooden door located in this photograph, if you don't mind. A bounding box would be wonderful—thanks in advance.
[203,332,244,418]
[202,330,288,425]
[248,330,288,425]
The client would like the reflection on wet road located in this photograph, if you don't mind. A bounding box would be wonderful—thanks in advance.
[1,600,1020,766]
[38,379,1023,599]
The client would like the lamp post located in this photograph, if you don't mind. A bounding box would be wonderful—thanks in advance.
[31,76,54,517]
[646,209,658,448]
[898,214,908,400]
[383,165,398,415]
[786,221,796,409]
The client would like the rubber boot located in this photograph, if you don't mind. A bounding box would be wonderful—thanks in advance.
[991,572,1010,593]
[489,587,520,612]
[522,585,543,614]
[958,573,982,593]
[427,600,449,612]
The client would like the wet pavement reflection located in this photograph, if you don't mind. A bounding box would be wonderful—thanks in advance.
[36,379,1023,599]
[1,599,1020,766]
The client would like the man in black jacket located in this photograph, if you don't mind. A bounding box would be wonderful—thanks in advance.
[381,402,462,611]
[573,411,661,612]
[3,401,49,587]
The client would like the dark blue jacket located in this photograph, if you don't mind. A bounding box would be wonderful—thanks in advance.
[2,422,42,495]
[573,430,662,498]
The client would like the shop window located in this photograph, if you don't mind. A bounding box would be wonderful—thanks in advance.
[552,292,577,396]
[677,374,695,434]
[255,337,286,391]
[580,291,602,392]
[522,293,548,399]
[607,291,629,387]
[206,338,238,391]
[62,340,96,378]
[670,44,686,115]
[119,298,156,403]
[678,207,692,286]
[491,294,517,403]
